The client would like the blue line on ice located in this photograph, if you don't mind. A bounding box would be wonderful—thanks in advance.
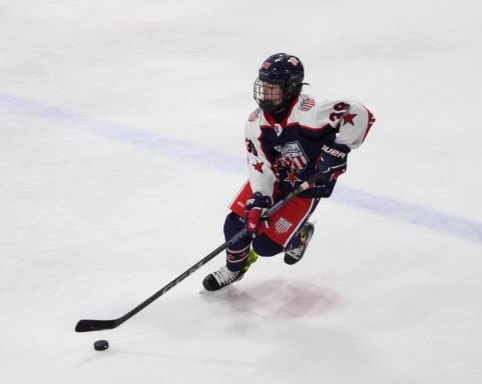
[1,93,481,244]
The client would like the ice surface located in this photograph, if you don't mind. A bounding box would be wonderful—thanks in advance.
[1,1,481,383]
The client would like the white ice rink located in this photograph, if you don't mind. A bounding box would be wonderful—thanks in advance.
[1,1,482,383]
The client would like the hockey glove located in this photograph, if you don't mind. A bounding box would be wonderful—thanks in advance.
[245,192,272,237]
[316,142,351,182]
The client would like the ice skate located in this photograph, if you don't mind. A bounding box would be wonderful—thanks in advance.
[284,221,315,265]
[202,249,258,291]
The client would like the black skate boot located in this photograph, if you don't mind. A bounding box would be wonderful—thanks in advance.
[284,222,315,265]
[202,249,258,291]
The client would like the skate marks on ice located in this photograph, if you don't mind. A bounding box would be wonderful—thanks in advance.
[201,278,338,318]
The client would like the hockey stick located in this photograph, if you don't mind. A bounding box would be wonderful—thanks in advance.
[75,172,324,332]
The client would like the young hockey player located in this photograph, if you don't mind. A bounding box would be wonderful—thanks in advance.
[203,53,375,291]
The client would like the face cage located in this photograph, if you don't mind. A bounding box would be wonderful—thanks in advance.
[253,78,285,112]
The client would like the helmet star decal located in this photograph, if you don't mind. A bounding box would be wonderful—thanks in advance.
[343,113,357,125]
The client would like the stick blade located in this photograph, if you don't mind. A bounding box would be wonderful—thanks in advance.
[75,319,117,332]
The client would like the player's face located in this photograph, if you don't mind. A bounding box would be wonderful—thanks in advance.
[261,82,283,106]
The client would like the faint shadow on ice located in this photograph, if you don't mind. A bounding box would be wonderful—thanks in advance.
[201,278,339,318]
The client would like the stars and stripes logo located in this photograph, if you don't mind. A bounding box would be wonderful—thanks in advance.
[274,141,308,173]
[289,155,307,171]
[299,98,315,111]
[275,218,293,234]
[261,62,272,69]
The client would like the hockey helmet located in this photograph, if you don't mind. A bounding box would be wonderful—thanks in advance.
[253,53,305,112]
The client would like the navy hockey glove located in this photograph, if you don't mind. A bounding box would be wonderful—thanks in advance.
[245,192,272,237]
[316,143,351,182]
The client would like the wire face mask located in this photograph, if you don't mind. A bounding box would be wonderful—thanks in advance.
[253,79,284,112]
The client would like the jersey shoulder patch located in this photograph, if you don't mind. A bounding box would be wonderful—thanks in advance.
[298,97,315,111]
[248,108,262,122]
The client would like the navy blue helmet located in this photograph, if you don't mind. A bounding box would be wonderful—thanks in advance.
[253,53,305,112]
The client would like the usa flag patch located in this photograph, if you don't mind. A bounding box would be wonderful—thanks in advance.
[248,109,260,122]
[299,98,315,111]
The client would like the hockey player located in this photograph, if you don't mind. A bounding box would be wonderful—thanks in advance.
[203,53,375,291]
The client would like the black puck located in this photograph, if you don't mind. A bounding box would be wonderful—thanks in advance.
[94,340,109,351]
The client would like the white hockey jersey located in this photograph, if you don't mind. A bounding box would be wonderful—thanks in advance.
[244,95,375,200]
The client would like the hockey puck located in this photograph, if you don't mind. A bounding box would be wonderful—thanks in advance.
[94,340,109,351]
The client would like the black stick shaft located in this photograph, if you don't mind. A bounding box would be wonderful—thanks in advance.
[75,172,323,332]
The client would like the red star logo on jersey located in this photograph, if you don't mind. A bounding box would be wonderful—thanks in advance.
[253,161,264,173]
[284,172,301,187]
[343,113,357,125]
